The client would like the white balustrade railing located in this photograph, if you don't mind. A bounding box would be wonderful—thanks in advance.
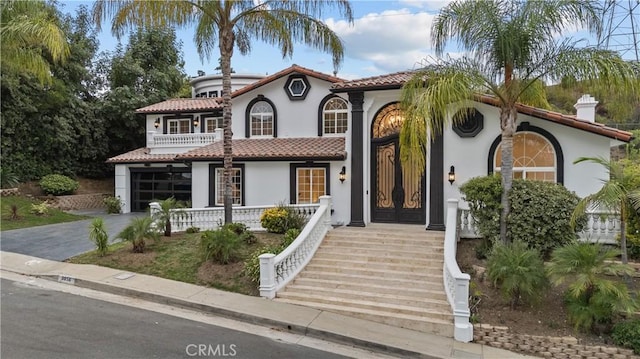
[579,211,620,244]
[259,196,332,299]
[152,132,218,147]
[148,202,319,233]
[444,199,473,343]
[458,208,619,243]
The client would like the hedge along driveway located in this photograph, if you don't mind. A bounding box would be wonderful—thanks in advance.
[0,210,145,261]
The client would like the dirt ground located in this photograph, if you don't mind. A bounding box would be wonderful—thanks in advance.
[456,239,640,348]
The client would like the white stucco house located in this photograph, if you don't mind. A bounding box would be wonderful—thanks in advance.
[107,64,633,229]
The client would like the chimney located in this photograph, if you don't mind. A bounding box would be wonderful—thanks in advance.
[574,94,598,123]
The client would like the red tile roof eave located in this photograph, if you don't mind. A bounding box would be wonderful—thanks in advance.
[330,84,403,93]
[177,154,347,162]
[105,159,178,164]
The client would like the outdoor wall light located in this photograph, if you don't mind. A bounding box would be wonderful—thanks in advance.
[448,165,456,185]
[339,166,346,183]
[193,116,200,128]
[154,117,161,129]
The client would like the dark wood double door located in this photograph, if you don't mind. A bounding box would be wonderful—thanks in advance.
[371,136,425,224]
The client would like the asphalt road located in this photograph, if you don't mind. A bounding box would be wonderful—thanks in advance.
[0,211,144,261]
[0,278,350,359]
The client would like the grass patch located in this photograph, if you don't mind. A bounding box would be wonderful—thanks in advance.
[68,231,284,296]
[1,196,89,231]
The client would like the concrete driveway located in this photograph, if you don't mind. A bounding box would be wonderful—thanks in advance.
[0,210,145,261]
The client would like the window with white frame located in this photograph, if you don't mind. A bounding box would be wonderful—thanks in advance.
[168,118,191,134]
[296,168,326,204]
[323,97,348,134]
[214,167,242,206]
[250,101,274,136]
[493,131,556,182]
[205,117,223,133]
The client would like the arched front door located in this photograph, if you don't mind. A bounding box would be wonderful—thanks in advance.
[371,103,425,224]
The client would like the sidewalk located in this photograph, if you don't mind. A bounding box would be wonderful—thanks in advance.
[0,251,536,359]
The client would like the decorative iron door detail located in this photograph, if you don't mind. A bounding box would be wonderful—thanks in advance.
[371,137,425,224]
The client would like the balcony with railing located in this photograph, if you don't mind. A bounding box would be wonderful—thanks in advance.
[146,128,222,153]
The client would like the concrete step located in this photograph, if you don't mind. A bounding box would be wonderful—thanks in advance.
[296,271,445,291]
[325,231,444,243]
[289,277,446,296]
[281,285,450,309]
[316,246,443,258]
[309,258,443,274]
[322,238,442,251]
[276,298,454,337]
[303,264,442,281]
[311,251,442,265]
[276,292,451,321]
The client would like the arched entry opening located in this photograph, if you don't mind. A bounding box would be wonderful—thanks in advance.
[371,103,425,223]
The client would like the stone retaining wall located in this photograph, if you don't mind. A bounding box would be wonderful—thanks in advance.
[44,193,109,211]
[474,324,638,359]
[0,188,20,196]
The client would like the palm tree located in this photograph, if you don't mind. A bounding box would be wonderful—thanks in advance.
[0,0,69,84]
[400,0,638,244]
[93,0,353,224]
[152,197,184,237]
[547,242,637,332]
[116,216,159,253]
[572,156,640,264]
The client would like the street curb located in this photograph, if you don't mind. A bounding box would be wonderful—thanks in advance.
[36,274,438,359]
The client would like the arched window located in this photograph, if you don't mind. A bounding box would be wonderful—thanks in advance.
[322,97,348,134]
[493,131,557,182]
[249,100,274,137]
[372,102,404,138]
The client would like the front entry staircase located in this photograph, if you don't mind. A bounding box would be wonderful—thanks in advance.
[275,223,453,337]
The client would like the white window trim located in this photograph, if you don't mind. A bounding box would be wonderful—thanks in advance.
[214,168,242,206]
[296,167,326,204]
[323,98,349,135]
[205,117,223,133]
[167,118,191,134]
[493,132,557,182]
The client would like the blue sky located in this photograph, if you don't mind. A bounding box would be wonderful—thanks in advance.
[60,1,636,80]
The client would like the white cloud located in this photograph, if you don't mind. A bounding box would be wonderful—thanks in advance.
[398,0,453,11]
[326,9,438,74]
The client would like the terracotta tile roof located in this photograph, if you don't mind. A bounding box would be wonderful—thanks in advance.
[136,98,223,114]
[333,71,632,142]
[475,94,633,142]
[331,71,415,91]
[177,137,346,161]
[231,64,346,98]
[106,147,178,164]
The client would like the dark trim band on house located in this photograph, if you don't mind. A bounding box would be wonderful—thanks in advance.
[427,133,445,230]
[208,164,246,207]
[348,91,365,227]
[245,95,278,138]
[289,163,331,204]
[487,122,564,184]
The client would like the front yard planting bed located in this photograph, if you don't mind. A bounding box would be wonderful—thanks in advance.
[68,231,283,296]
[1,196,89,231]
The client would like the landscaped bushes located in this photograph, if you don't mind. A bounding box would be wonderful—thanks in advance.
[460,175,583,257]
[39,174,79,195]
[200,224,257,264]
[260,203,307,234]
[612,319,640,354]
[244,229,301,283]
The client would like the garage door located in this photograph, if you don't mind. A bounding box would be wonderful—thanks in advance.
[130,167,192,212]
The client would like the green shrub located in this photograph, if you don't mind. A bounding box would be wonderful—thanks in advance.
[89,218,109,257]
[474,238,493,260]
[39,174,79,196]
[116,216,159,253]
[459,175,502,243]
[244,243,284,283]
[486,241,548,308]
[548,242,638,333]
[103,196,122,214]
[200,229,243,264]
[282,228,301,248]
[186,226,200,234]
[509,180,583,258]
[30,201,50,216]
[621,158,640,255]
[612,319,640,354]
[223,222,257,244]
[460,175,584,257]
[260,203,307,234]
[0,167,20,189]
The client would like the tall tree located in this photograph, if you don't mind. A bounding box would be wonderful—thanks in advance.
[93,0,353,224]
[96,27,187,157]
[400,0,638,243]
[0,0,69,84]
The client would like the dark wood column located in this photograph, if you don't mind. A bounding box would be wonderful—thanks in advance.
[427,132,445,230]
[348,91,365,227]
